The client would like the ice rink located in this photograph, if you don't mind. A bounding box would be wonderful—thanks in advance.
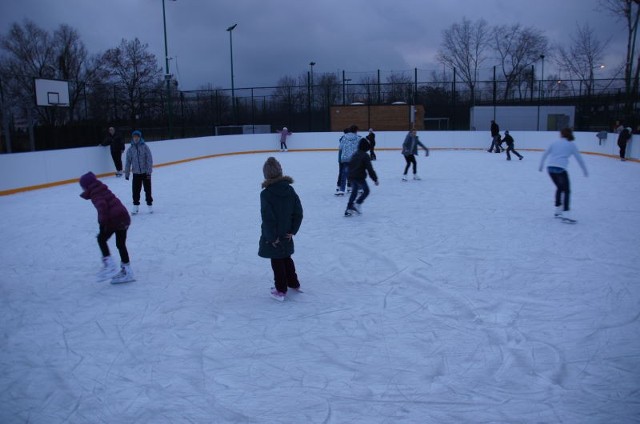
[1,149,639,423]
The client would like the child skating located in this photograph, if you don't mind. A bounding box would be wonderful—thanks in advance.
[124,130,153,214]
[258,157,304,301]
[79,172,135,284]
[344,138,379,216]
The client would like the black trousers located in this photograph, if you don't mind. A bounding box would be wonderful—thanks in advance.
[270,257,299,293]
[548,169,571,211]
[506,146,522,160]
[110,150,123,172]
[403,154,417,174]
[97,225,130,263]
[618,141,628,159]
[132,174,153,206]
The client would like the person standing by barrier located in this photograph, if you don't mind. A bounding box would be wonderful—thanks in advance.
[539,128,589,224]
[277,127,292,152]
[617,127,632,161]
[488,120,502,153]
[100,127,125,177]
[124,130,154,215]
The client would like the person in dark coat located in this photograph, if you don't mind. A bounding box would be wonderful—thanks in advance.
[345,138,379,216]
[617,127,632,161]
[488,120,502,153]
[366,128,377,160]
[503,130,523,161]
[79,172,134,284]
[258,157,304,301]
[100,127,126,177]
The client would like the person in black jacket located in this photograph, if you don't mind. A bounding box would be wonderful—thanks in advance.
[617,127,632,161]
[345,138,379,216]
[488,120,502,153]
[503,130,523,160]
[259,157,304,301]
[366,128,377,160]
[100,127,125,177]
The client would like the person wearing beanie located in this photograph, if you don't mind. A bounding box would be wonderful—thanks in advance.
[277,127,292,152]
[124,130,154,214]
[344,138,379,217]
[258,157,304,301]
[539,128,589,223]
[401,129,429,181]
[100,126,125,177]
[79,172,135,284]
[503,130,523,161]
[366,128,377,160]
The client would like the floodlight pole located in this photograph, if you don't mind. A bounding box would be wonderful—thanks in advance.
[162,0,173,138]
[227,24,237,124]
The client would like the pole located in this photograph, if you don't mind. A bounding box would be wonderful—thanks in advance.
[342,70,346,105]
[227,24,237,124]
[492,66,496,121]
[162,0,173,138]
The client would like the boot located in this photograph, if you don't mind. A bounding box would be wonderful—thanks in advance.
[111,263,135,284]
[131,205,139,215]
[97,256,118,281]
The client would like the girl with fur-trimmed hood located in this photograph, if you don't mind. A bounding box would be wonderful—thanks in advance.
[258,157,304,301]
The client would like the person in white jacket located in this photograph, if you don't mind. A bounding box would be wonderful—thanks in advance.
[539,128,589,223]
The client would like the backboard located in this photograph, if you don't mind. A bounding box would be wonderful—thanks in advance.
[34,78,70,107]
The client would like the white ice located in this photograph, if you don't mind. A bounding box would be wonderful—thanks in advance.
[1,149,639,423]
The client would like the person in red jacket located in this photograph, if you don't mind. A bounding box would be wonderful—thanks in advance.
[79,172,135,284]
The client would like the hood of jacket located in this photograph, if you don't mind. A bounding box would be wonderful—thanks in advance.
[261,175,294,190]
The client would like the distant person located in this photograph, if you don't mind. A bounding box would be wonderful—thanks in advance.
[488,120,502,153]
[401,129,429,181]
[258,157,303,301]
[366,128,377,160]
[538,128,589,224]
[344,138,379,217]
[124,130,153,215]
[335,128,349,195]
[100,127,125,177]
[337,125,361,195]
[617,127,632,161]
[596,130,608,146]
[79,172,135,284]
[614,120,624,134]
[277,127,292,152]
[503,130,523,161]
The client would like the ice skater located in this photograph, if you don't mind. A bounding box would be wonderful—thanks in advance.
[539,128,589,224]
[488,120,502,153]
[617,127,632,161]
[124,130,153,214]
[79,172,134,284]
[366,128,377,160]
[259,157,304,301]
[337,125,362,194]
[401,129,429,181]
[100,126,125,177]
[344,138,379,216]
[277,127,292,151]
[503,130,523,160]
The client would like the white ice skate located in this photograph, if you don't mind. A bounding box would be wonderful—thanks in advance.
[131,205,139,215]
[96,256,119,281]
[111,263,135,284]
[147,205,153,214]
[270,287,285,301]
[413,175,421,180]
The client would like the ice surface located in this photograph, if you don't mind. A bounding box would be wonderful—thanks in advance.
[1,150,639,423]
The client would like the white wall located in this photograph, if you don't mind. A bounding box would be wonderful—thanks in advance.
[0,131,636,194]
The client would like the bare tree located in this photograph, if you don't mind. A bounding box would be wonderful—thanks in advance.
[315,73,341,107]
[599,0,640,115]
[101,38,162,125]
[437,17,490,102]
[385,72,413,103]
[556,24,609,96]
[493,24,548,100]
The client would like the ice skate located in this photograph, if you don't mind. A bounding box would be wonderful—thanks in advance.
[334,190,345,196]
[413,175,421,180]
[96,256,118,281]
[270,287,285,301]
[402,175,408,181]
[131,205,139,215]
[560,210,577,224]
[147,205,153,214]
[111,263,135,284]
[554,206,563,219]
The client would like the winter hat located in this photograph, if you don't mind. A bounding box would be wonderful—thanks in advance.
[132,130,142,137]
[358,138,371,151]
[263,157,283,180]
[283,127,288,131]
[79,171,97,189]
[505,130,509,135]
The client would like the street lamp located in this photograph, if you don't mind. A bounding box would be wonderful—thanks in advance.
[589,64,605,96]
[537,54,545,131]
[226,23,237,123]
[162,0,176,138]
[309,61,315,108]
[342,70,351,105]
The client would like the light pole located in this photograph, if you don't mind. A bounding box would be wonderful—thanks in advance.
[342,70,351,105]
[162,0,175,138]
[309,61,315,107]
[589,64,605,96]
[226,23,237,123]
[537,54,545,131]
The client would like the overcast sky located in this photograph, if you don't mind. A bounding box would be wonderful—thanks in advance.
[0,0,627,91]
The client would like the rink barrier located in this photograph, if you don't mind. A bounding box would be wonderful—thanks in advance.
[0,131,636,195]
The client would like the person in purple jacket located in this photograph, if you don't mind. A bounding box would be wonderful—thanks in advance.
[80,172,135,284]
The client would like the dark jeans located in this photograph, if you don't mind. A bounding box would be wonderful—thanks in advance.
[280,141,288,150]
[338,163,350,191]
[618,141,627,159]
[97,225,130,263]
[110,150,123,172]
[488,136,502,152]
[548,167,570,211]
[347,179,370,208]
[506,146,522,160]
[270,257,299,293]
[403,154,417,174]
[132,173,153,206]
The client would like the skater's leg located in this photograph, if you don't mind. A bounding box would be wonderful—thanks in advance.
[114,228,130,264]
[97,225,113,257]
[142,175,153,206]
[339,163,350,192]
[410,155,417,174]
[270,258,288,293]
[110,150,120,172]
[346,180,359,208]
[284,257,300,289]
[356,179,370,204]
[132,174,143,205]
[403,155,411,175]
